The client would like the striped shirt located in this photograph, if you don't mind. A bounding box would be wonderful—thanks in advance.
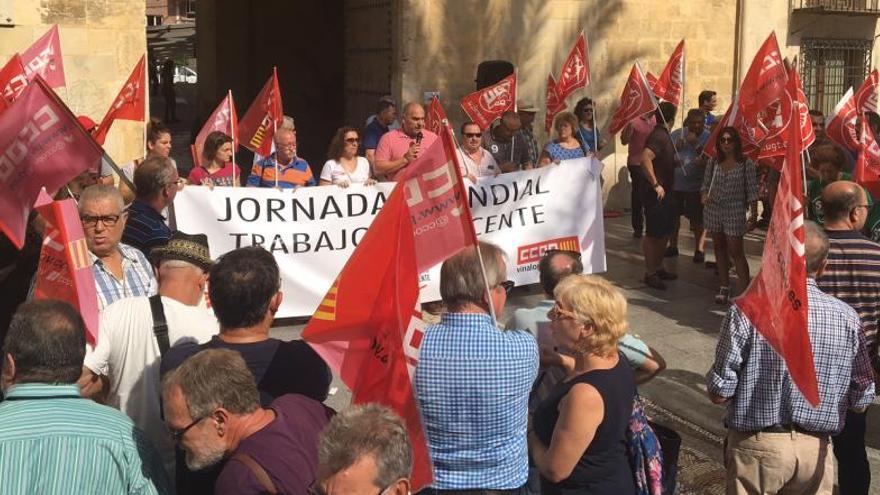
[817,229,880,371]
[414,313,538,490]
[122,200,173,258]
[247,154,316,188]
[0,383,171,494]
[91,243,157,310]
[707,279,875,434]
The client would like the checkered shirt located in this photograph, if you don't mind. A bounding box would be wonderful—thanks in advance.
[91,243,157,310]
[414,313,538,490]
[707,279,875,434]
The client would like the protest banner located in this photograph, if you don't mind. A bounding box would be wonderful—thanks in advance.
[175,158,606,318]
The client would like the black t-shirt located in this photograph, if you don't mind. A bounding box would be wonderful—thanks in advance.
[644,125,677,190]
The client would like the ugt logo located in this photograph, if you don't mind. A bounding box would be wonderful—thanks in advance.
[479,80,512,112]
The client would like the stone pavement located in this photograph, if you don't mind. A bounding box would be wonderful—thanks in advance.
[269,213,880,494]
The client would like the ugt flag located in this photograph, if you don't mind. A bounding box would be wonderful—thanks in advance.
[825,88,859,152]
[608,62,657,135]
[854,113,880,198]
[734,102,819,407]
[545,73,567,133]
[33,190,100,345]
[425,95,447,136]
[460,73,516,130]
[21,25,66,88]
[854,69,879,114]
[652,40,685,106]
[93,55,146,146]
[193,90,238,167]
[0,77,102,249]
[555,31,590,102]
[238,67,283,157]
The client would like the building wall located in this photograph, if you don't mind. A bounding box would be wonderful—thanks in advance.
[0,0,147,167]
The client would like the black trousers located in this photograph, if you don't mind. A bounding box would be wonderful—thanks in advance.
[833,410,870,495]
[628,165,646,234]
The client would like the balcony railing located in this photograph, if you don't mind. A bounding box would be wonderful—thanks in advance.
[792,0,880,14]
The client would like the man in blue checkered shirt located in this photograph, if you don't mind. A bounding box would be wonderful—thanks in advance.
[707,221,875,494]
[414,242,538,494]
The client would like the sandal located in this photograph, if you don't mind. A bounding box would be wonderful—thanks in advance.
[714,286,730,304]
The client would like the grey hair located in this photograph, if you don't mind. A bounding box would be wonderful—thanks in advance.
[158,258,203,276]
[162,348,260,420]
[281,115,295,130]
[318,404,411,487]
[439,242,506,311]
[134,155,177,200]
[78,184,124,213]
[804,220,829,276]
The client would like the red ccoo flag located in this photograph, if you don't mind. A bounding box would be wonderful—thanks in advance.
[0,77,102,249]
[544,73,567,133]
[238,68,283,157]
[0,54,28,104]
[21,25,66,88]
[93,56,146,146]
[652,40,685,106]
[854,69,879,114]
[825,88,860,152]
[854,115,880,197]
[192,91,238,167]
[607,62,658,135]
[735,102,819,407]
[302,124,478,492]
[461,73,516,130]
[425,95,447,136]
[33,190,100,345]
[555,32,590,102]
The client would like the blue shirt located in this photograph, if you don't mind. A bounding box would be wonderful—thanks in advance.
[576,125,600,153]
[707,279,875,434]
[414,313,538,490]
[362,119,389,152]
[122,200,172,258]
[0,383,171,494]
[91,242,157,310]
[671,128,710,192]
[543,141,586,162]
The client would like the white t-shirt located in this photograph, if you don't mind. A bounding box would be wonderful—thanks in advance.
[457,148,500,179]
[84,295,219,471]
[320,157,372,185]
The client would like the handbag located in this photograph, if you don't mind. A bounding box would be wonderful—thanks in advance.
[626,395,664,495]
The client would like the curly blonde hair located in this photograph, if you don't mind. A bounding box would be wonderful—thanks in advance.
[553,275,628,357]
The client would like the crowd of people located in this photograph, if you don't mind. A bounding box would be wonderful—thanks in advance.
[0,80,879,495]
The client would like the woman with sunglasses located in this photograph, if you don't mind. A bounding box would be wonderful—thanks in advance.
[530,275,636,495]
[701,127,759,304]
[573,97,607,155]
[539,112,586,166]
[319,126,375,187]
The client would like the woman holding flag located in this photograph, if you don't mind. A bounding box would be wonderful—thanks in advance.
[187,131,239,187]
[573,97,607,154]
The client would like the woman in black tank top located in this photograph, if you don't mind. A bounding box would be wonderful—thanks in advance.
[529,275,636,495]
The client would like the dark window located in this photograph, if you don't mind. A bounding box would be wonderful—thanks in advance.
[800,38,872,115]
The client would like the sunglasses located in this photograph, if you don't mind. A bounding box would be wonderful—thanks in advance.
[719,136,734,143]
[168,415,207,442]
[345,137,360,144]
[464,132,482,138]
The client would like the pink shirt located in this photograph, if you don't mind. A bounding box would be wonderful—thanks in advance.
[626,115,657,166]
[374,128,438,180]
[188,163,238,187]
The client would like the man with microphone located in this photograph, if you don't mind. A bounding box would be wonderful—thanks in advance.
[374,101,438,180]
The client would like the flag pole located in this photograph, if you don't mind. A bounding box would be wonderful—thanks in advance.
[586,32,600,156]
[229,90,238,186]
[273,118,279,188]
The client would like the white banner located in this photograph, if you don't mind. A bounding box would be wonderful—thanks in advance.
[175,158,605,318]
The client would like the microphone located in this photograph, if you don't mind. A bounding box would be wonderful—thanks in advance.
[415,132,423,144]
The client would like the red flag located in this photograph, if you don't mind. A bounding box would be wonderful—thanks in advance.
[0,54,28,103]
[544,73,567,133]
[555,32,590,102]
[734,102,819,407]
[854,69,879,114]
[93,56,146,146]
[460,73,516,130]
[790,65,815,151]
[425,95,447,136]
[653,40,685,106]
[0,77,102,249]
[193,91,238,167]
[646,71,660,94]
[608,62,658,136]
[825,88,860,152]
[738,32,787,118]
[21,25,66,88]
[33,190,100,345]
[854,116,880,197]
[238,68,283,156]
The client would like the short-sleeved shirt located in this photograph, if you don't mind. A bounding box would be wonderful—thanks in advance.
[457,148,499,178]
[214,394,333,495]
[188,163,238,187]
[122,200,173,258]
[319,157,372,185]
[361,119,390,152]
[91,243,158,310]
[671,128,710,192]
[543,141,586,162]
[704,112,717,128]
[626,116,657,166]
[575,125,601,154]
[374,128,439,180]
[644,125,677,190]
[482,127,532,170]
[247,154,316,188]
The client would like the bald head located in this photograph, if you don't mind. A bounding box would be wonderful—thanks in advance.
[822,180,867,229]
[401,102,425,136]
[539,251,584,297]
[804,220,829,277]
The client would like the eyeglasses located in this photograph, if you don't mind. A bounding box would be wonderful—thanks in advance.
[165,178,186,188]
[344,137,360,144]
[719,136,734,143]
[168,415,207,443]
[464,132,482,138]
[276,143,296,150]
[853,204,871,212]
[80,213,123,228]
[497,280,515,293]
[547,303,581,322]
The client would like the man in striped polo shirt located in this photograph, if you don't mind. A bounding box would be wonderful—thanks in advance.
[817,180,880,495]
[247,127,316,188]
